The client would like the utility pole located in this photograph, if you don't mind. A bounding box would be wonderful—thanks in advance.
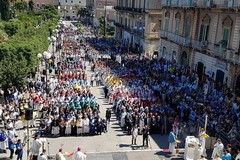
[104,0,107,37]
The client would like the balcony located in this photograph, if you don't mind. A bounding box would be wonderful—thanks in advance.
[212,0,238,8]
[225,50,240,65]
[162,0,195,7]
[161,0,240,8]
[114,22,123,28]
[160,30,227,58]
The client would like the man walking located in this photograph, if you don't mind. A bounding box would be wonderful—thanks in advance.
[31,134,42,160]
[131,125,138,145]
[73,147,87,160]
[105,108,111,123]
[142,125,149,148]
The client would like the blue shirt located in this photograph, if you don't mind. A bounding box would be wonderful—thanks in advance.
[222,153,231,160]
[16,143,23,155]
[8,140,14,150]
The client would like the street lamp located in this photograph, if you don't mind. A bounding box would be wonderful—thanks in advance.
[48,36,56,68]
[38,51,52,92]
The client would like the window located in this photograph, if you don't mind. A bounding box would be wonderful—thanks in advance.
[221,16,232,48]
[79,1,81,3]
[98,3,102,6]
[175,12,181,35]
[185,16,191,38]
[65,0,67,2]
[199,14,210,42]
[164,11,170,31]
[71,1,73,3]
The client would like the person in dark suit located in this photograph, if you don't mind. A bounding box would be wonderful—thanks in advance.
[142,125,149,147]
[105,108,111,123]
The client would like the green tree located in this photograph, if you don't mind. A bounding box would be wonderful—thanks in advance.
[77,7,89,21]
[14,1,28,12]
[28,0,34,11]
[0,55,30,89]
[0,0,11,21]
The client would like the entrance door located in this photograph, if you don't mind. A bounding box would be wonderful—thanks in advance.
[236,74,240,96]
[215,70,224,86]
[197,62,204,81]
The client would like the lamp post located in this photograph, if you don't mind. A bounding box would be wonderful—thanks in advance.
[37,51,52,92]
[48,36,56,68]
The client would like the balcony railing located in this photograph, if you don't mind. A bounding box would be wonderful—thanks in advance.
[225,50,240,65]
[162,0,195,7]
[114,6,145,13]
[160,30,227,58]
[161,0,240,8]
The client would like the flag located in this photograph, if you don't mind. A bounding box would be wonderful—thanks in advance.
[67,152,74,157]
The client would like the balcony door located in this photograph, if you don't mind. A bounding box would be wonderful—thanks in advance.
[181,51,188,66]
[185,16,191,38]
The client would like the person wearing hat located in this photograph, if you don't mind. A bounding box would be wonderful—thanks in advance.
[73,147,86,160]
[37,149,47,160]
[56,148,66,160]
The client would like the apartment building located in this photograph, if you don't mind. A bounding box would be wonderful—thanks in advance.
[32,0,59,8]
[92,0,116,27]
[58,0,87,20]
[114,0,162,57]
[160,0,240,91]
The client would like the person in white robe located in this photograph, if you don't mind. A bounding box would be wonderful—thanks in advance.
[77,116,83,135]
[199,128,207,157]
[211,139,224,159]
[120,108,127,128]
[65,119,71,135]
[168,130,176,154]
[83,115,89,134]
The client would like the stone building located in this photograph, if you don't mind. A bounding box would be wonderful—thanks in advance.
[160,0,240,92]
[58,0,87,20]
[32,0,59,8]
[114,0,162,58]
[93,0,116,27]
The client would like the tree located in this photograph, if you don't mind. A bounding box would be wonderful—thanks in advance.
[0,0,11,21]
[14,1,28,12]
[28,0,34,11]
[0,55,30,89]
[77,7,89,21]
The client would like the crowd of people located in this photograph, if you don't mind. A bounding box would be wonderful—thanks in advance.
[84,31,240,158]
[0,21,240,159]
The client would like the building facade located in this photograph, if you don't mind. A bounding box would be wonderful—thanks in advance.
[115,0,162,58]
[58,0,87,20]
[160,0,240,91]
[32,0,59,7]
[93,0,117,27]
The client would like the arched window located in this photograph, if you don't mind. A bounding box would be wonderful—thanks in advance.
[221,16,232,48]
[185,16,191,38]
[175,12,181,35]
[164,11,170,31]
[199,14,210,42]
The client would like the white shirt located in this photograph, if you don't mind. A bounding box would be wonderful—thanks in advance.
[73,151,86,160]
[31,139,42,156]
[37,154,47,160]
